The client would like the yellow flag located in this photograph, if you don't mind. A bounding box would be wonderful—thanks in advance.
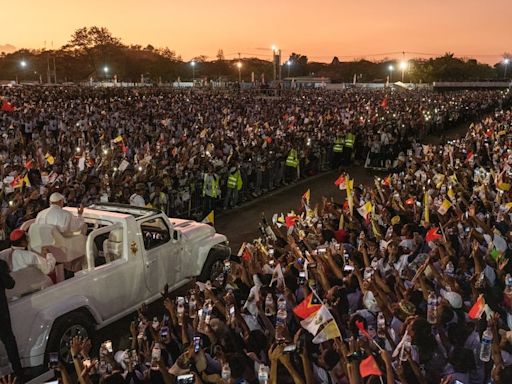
[113,135,124,143]
[338,213,344,230]
[357,201,373,219]
[433,173,445,189]
[438,199,452,215]
[346,178,354,216]
[201,210,215,225]
[447,186,455,200]
[423,190,430,224]
[370,205,381,239]
[312,320,341,344]
[302,189,311,205]
[45,153,55,165]
[498,182,511,192]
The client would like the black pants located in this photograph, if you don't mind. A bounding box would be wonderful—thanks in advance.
[332,152,343,168]
[0,311,23,378]
[203,195,215,217]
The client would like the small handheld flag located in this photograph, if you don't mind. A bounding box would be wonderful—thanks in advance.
[201,210,215,225]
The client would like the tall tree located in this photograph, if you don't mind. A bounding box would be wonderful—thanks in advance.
[63,26,122,75]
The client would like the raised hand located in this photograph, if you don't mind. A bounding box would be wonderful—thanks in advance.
[0,375,16,384]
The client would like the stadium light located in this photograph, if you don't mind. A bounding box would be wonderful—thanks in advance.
[400,61,408,82]
[103,66,109,73]
[191,61,196,82]
[388,65,394,83]
[505,58,510,79]
[236,62,242,82]
[287,60,292,77]
[20,60,27,68]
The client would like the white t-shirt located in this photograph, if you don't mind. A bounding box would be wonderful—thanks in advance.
[11,247,56,275]
[129,193,145,207]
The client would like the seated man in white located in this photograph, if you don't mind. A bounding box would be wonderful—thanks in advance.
[35,192,85,235]
[9,229,56,275]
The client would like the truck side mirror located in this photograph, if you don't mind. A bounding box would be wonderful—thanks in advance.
[172,230,181,243]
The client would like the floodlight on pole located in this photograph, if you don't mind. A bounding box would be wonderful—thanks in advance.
[504,58,510,79]
[236,62,242,82]
[20,60,27,68]
[388,65,394,83]
[287,60,292,77]
[399,61,408,82]
[191,61,196,82]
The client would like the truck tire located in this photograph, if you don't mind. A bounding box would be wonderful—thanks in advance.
[198,246,230,283]
[45,310,95,364]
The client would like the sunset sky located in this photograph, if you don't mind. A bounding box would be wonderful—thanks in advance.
[2,0,511,64]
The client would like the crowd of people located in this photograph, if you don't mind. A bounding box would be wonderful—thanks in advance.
[2,86,512,384]
[1,86,510,244]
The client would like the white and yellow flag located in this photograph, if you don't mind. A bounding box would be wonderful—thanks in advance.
[201,210,215,225]
[437,199,452,215]
[300,305,334,336]
[312,320,341,344]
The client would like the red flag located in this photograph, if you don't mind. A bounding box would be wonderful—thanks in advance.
[405,197,415,205]
[241,249,252,262]
[24,160,33,170]
[355,320,371,339]
[468,295,486,320]
[380,97,388,109]
[485,129,493,138]
[1,100,15,112]
[293,293,322,319]
[10,175,21,188]
[359,355,383,378]
[466,151,474,162]
[425,227,442,242]
[382,176,391,187]
[285,215,299,229]
[334,175,346,187]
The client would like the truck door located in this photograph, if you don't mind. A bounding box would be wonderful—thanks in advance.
[139,216,178,295]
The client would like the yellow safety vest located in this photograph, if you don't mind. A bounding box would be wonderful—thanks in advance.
[227,170,242,190]
[345,133,355,148]
[333,138,344,153]
[286,149,298,168]
[203,175,219,197]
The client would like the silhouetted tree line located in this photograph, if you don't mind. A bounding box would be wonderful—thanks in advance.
[0,27,509,83]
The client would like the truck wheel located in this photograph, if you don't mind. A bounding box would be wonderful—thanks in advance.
[198,253,225,283]
[45,311,94,364]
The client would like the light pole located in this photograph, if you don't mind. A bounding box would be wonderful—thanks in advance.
[287,60,292,77]
[103,66,109,81]
[388,65,394,83]
[191,61,196,83]
[399,61,408,83]
[236,62,242,83]
[18,60,27,83]
[504,58,510,79]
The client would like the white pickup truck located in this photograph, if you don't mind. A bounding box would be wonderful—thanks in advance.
[0,203,230,375]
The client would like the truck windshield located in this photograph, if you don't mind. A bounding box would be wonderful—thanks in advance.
[140,217,170,250]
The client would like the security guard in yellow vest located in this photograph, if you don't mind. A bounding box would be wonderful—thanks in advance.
[344,131,355,164]
[332,134,344,168]
[224,166,243,209]
[285,148,299,182]
[202,167,220,216]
